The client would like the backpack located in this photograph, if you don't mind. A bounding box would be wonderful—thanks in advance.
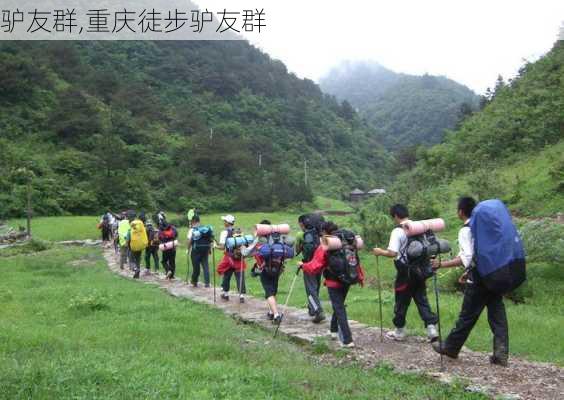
[192,225,213,250]
[147,225,159,246]
[403,230,450,281]
[258,233,295,275]
[226,227,244,260]
[325,229,361,285]
[301,213,325,262]
[160,225,177,242]
[129,219,148,252]
[470,199,526,294]
[118,219,130,247]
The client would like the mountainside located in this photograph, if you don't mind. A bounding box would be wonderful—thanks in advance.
[379,40,564,220]
[319,61,479,150]
[0,41,394,218]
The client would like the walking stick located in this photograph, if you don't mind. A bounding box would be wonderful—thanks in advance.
[212,246,217,304]
[273,267,301,338]
[375,256,384,342]
[433,255,444,371]
[186,248,191,284]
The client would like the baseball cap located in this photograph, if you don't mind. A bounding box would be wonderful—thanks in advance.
[221,214,235,224]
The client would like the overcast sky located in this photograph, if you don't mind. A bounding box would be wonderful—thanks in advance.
[196,0,563,94]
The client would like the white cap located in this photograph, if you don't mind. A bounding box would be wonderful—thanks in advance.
[221,214,235,224]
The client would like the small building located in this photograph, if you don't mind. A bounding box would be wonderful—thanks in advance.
[349,188,366,202]
[367,188,386,197]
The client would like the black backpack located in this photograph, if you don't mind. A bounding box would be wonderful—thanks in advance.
[402,230,444,281]
[301,213,325,262]
[325,229,360,285]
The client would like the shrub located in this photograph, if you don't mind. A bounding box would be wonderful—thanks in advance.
[520,220,564,264]
[68,290,110,313]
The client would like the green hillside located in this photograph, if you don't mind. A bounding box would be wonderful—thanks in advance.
[0,41,394,218]
[319,61,479,151]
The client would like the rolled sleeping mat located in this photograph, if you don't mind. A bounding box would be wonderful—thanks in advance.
[159,240,178,251]
[403,218,446,237]
[406,238,451,259]
[254,224,291,237]
[321,235,364,251]
[225,234,255,250]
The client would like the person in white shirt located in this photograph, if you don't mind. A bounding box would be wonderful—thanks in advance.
[432,197,509,367]
[373,204,438,341]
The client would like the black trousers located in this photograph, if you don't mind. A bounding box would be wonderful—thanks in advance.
[162,249,176,278]
[221,269,246,294]
[328,285,352,345]
[260,270,280,299]
[101,225,111,241]
[191,249,210,285]
[444,271,509,359]
[393,261,438,328]
[130,251,142,273]
[145,246,159,270]
[304,272,323,316]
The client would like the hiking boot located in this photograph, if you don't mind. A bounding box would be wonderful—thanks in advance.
[312,311,326,324]
[133,270,140,279]
[239,295,245,304]
[220,293,230,301]
[431,341,459,359]
[191,282,198,288]
[273,313,283,324]
[166,271,172,280]
[489,355,508,367]
[267,312,275,321]
[386,327,406,341]
[340,341,355,349]
[426,324,439,342]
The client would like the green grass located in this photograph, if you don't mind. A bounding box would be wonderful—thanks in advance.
[0,246,485,399]
[5,213,563,367]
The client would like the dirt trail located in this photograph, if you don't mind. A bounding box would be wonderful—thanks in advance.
[102,246,563,400]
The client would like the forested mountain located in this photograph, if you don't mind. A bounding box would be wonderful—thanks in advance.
[319,61,479,151]
[0,41,394,218]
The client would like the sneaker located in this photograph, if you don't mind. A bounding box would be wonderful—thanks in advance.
[273,313,283,324]
[239,295,245,304]
[426,324,439,342]
[330,332,338,340]
[267,312,274,321]
[220,293,230,301]
[144,268,151,276]
[312,311,326,324]
[166,270,172,279]
[431,341,459,359]
[386,327,406,341]
[340,341,355,349]
[489,355,508,367]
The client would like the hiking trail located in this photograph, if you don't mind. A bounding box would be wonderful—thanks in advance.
[102,246,563,400]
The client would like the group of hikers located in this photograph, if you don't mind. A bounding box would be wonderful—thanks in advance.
[99,196,526,367]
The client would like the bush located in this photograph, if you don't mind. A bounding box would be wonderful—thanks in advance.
[520,220,564,264]
[68,290,110,313]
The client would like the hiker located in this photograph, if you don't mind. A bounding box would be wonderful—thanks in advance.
[159,220,178,280]
[431,197,512,366]
[248,220,293,323]
[298,221,364,348]
[127,213,149,279]
[117,212,130,270]
[372,204,439,342]
[216,214,247,303]
[144,220,160,274]
[296,213,326,323]
[187,215,213,287]
[99,211,114,246]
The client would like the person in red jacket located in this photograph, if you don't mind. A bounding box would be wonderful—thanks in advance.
[298,221,365,348]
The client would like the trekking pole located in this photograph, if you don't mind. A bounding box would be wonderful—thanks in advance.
[186,249,191,284]
[273,267,301,338]
[433,255,444,371]
[375,256,384,343]
[212,246,217,304]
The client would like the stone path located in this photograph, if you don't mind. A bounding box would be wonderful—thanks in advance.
[102,246,563,400]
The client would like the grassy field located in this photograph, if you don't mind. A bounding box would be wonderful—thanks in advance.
[0,246,486,399]
[6,212,564,367]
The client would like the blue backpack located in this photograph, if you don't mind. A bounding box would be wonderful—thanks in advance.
[191,225,213,249]
[258,233,294,274]
[470,199,526,294]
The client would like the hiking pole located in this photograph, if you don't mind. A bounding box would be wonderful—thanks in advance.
[212,246,217,304]
[274,266,301,339]
[375,256,384,343]
[186,249,191,284]
[433,255,444,371]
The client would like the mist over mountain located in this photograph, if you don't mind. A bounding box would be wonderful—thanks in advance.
[319,60,480,151]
